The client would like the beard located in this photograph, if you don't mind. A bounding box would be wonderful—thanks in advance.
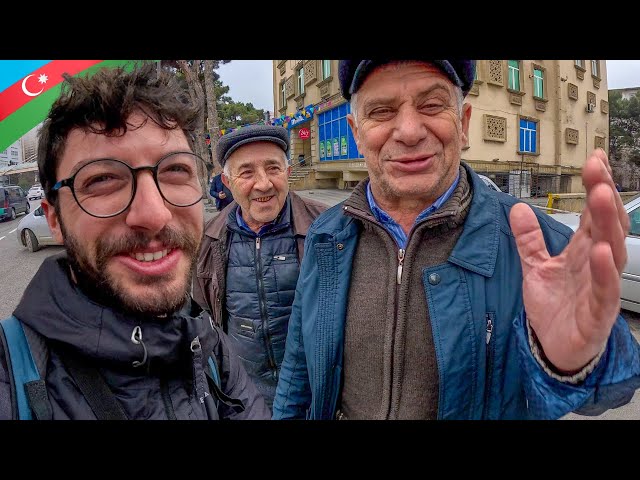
[59,216,200,318]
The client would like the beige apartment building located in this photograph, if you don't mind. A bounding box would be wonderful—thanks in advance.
[273,60,608,196]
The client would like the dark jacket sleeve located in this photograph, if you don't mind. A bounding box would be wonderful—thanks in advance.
[0,338,14,420]
[213,326,271,420]
[209,176,221,199]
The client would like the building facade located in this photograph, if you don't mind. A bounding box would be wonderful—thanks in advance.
[0,140,22,168]
[273,60,609,196]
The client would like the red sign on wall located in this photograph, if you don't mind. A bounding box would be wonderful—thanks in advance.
[299,128,310,139]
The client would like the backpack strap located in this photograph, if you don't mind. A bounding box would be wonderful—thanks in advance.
[0,316,52,420]
[204,355,245,414]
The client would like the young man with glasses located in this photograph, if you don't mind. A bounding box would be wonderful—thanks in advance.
[0,62,270,420]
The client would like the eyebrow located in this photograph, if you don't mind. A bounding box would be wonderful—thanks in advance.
[66,151,188,177]
[235,158,285,171]
[362,83,453,112]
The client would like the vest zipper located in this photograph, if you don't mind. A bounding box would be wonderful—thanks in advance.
[255,237,278,379]
[397,248,405,284]
[483,312,496,419]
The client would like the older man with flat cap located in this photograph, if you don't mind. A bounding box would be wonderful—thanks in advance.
[193,124,326,409]
[273,59,640,420]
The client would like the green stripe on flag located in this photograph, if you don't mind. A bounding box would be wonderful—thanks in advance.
[0,60,151,152]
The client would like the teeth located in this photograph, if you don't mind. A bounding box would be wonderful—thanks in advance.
[130,249,170,262]
[255,197,271,202]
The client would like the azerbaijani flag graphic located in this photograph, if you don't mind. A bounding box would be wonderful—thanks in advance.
[0,60,151,152]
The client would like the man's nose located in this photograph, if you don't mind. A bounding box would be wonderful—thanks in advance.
[253,169,274,191]
[125,171,172,233]
[393,106,428,146]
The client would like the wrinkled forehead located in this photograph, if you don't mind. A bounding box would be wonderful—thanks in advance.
[226,141,288,170]
[363,61,454,90]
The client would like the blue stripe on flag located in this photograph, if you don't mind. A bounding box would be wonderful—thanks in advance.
[0,60,51,93]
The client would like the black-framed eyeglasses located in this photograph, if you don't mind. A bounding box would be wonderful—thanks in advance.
[51,151,207,218]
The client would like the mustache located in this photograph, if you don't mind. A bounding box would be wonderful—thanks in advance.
[95,226,199,259]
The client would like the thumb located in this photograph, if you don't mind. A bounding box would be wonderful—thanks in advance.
[509,203,551,275]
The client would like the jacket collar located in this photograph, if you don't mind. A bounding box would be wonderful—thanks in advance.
[204,191,313,241]
[315,162,501,278]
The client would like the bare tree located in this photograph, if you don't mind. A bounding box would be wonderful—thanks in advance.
[177,60,210,198]
[204,60,221,175]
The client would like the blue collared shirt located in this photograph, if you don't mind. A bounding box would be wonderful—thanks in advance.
[235,196,290,236]
[366,173,460,249]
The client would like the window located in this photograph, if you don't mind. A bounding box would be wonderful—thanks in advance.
[533,68,544,98]
[630,206,640,236]
[575,60,585,69]
[297,67,305,95]
[318,103,362,161]
[519,118,538,154]
[508,60,520,91]
[280,82,286,108]
[322,60,331,80]
[591,60,600,78]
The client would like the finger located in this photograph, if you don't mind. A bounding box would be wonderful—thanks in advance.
[510,203,551,275]
[583,151,630,234]
[588,242,621,335]
[588,183,628,274]
[565,227,592,274]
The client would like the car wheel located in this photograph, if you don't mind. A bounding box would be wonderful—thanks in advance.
[10,208,16,220]
[24,229,40,252]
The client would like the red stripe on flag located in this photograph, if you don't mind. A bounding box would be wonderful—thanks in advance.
[0,60,103,121]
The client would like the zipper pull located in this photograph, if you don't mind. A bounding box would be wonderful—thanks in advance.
[256,237,261,250]
[397,248,405,285]
[485,314,493,345]
[131,325,148,368]
[274,255,286,260]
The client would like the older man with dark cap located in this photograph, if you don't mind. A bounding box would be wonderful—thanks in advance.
[193,124,327,409]
[273,60,640,420]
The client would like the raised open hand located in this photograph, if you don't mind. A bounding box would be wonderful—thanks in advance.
[509,149,629,373]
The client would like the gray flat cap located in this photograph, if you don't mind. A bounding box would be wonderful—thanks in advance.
[216,124,290,167]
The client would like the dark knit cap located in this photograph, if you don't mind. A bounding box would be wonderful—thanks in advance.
[338,60,476,101]
[216,124,290,167]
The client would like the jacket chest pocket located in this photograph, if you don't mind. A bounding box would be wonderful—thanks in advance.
[269,253,300,304]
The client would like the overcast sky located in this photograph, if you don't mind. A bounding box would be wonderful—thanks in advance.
[216,60,640,112]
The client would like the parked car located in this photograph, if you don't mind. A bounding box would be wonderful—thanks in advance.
[16,205,61,252]
[0,185,30,221]
[27,184,44,200]
[478,174,507,194]
[545,193,640,313]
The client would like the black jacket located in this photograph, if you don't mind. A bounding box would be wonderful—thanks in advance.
[0,253,270,420]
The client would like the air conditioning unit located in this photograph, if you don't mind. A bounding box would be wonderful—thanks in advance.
[586,103,596,113]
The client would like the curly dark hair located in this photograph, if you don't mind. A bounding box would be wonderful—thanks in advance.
[37,61,202,204]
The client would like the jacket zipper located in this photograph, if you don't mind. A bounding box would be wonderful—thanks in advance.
[255,237,278,379]
[190,336,217,419]
[483,312,495,419]
[160,377,177,420]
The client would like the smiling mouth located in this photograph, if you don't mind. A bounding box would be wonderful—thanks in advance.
[127,249,173,262]
[253,196,273,203]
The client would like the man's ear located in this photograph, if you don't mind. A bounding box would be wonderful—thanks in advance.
[460,103,472,147]
[221,173,231,189]
[42,199,63,244]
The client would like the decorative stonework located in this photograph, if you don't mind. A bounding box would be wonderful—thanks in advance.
[487,60,504,86]
[285,76,295,99]
[593,78,600,89]
[509,91,524,105]
[565,128,579,145]
[535,100,547,112]
[469,83,480,96]
[483,115,507,142]
[587,91,596,106]
[278,62,286,76]
[304,60,317,85]
[295,95,305,109]
[601,99,609,114]
[595,136,606,150]
[576,69,585,80]
[568,83,578,100]
[320,83,330,99]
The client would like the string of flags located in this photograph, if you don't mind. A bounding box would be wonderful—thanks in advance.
[214,99,337,138]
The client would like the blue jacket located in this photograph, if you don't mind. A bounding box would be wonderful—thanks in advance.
[210,174,233,211]
[273,166,640,420]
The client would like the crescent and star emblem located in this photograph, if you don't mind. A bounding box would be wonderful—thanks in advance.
[21,73,47,97]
